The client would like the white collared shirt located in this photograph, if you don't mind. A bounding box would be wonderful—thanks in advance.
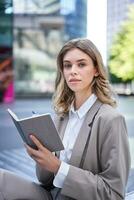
[53,94,97,188]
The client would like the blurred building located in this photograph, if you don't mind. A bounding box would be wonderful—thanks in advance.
[107,0,134,50]
[61,0,87,40]
[0,0,87,98]
[0,0,14,103]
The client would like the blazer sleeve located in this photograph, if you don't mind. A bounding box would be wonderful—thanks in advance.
[36,164,54,189]
[61,115,131,200]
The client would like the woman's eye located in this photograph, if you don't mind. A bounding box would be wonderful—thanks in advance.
[63,63,72,69]
[78,63,85,67]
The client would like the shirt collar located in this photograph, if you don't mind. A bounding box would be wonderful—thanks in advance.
[70,94,97,119]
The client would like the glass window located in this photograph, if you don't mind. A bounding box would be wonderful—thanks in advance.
[13,0,87,96]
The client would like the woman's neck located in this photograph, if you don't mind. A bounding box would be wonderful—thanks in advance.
[74,90,93,110]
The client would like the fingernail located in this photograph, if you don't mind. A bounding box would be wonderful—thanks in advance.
[29,134,33,138]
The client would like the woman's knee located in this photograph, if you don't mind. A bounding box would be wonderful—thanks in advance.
[0,169,52,200]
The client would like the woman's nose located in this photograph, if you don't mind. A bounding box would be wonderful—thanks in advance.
[70,65,78,74]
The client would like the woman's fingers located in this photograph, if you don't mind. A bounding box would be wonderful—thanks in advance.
[29,134,44,151]
[24,143,40,158]
[25,135,50,159]
[24,140,61,173]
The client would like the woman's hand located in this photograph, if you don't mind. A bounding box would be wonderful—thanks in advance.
[25,134,61,174]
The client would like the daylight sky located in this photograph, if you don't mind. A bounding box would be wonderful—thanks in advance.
[87,0,107,65]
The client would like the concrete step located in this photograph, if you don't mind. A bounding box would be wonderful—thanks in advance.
[125,191,134,200]
[0,148,37,181]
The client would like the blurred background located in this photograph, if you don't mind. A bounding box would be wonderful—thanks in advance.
[0,0,134,199]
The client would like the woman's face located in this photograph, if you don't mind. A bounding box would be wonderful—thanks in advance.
[63,48,98,96]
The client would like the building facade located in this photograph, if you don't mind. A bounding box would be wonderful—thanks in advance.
[0,0,87,97]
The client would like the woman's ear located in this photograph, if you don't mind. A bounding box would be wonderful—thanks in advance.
[94,72,99,77]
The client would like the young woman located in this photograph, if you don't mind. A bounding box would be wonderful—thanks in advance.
[0,38,130,200]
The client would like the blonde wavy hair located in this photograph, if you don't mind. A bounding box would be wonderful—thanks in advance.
[52,38,116,115]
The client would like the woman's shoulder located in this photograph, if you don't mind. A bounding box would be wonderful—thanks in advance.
[98,103,125,122]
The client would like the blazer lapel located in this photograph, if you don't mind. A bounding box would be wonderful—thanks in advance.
[59,115,69,140]
[68,99,102,167]
[55,114,69,158]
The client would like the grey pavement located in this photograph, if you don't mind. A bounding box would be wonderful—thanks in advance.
[0,96,134,199]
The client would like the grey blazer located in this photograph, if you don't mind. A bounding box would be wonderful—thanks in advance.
[36,99,131,200]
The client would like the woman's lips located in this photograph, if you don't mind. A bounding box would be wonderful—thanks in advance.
[69,79,81,83]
